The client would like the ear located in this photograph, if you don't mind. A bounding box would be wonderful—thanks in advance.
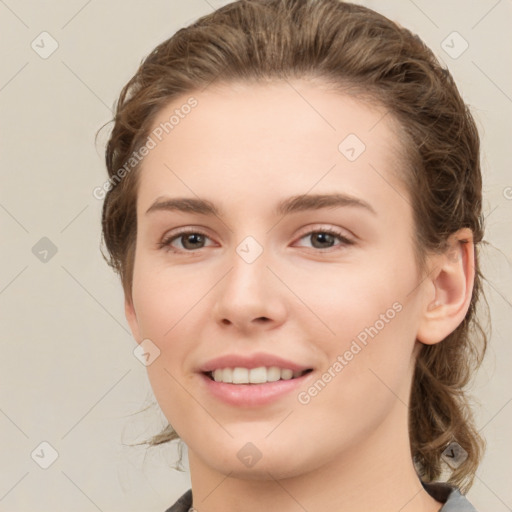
[125,295,142,343]
[416,228,475,345]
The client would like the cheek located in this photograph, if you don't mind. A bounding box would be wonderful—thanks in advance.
[298,300,417,454]
[130,258,195,397]
[293,258,407,339]
[131,253,202,338]
[130,271,196,437]
[304,254,420,404]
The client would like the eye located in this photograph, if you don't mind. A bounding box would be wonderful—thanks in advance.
[294,228,354,251]
[158,229,214,252]
[158,227,354,254]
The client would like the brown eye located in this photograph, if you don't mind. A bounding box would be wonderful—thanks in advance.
[158,230,213,252]
[296,229,354,251]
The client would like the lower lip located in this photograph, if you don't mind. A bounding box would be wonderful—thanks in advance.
[199,371,313,407]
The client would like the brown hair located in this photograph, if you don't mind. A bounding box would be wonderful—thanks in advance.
[100,0,488,493]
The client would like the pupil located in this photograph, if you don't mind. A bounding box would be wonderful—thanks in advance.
[184,233,203,249]
[313,232,334,249]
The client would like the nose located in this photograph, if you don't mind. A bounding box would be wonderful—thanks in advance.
[211,244,287,332]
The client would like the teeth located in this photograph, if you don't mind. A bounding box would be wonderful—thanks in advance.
[210,366,306,384]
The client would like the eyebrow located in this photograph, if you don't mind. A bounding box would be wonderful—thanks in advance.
[145,192,377,217]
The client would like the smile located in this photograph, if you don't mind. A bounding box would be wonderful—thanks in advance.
[206,366,313,384]
[200,368,315,407]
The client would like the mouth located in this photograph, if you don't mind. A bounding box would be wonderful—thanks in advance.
[202,368,314,384]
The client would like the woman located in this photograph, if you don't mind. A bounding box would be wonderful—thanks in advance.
[100,1,487,510]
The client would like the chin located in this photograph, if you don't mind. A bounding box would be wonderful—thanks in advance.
[195,441,309,479]
[212,458,307,481]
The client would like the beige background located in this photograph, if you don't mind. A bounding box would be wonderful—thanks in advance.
[0,0,511,510]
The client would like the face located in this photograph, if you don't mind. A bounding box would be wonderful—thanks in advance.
[125,80,432,479]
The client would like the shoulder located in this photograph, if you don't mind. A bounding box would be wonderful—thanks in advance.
[422,480,480,511]
[163,488,192,512]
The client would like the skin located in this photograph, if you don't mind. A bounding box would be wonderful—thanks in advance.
[125,80,474,512]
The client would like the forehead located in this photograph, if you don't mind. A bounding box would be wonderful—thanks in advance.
[137,80,408,214]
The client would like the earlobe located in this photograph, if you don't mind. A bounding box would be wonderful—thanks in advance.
[125,296,141,343]
[416,228,475,345]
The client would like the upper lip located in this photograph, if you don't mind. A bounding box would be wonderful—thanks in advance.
[198,352,313,373]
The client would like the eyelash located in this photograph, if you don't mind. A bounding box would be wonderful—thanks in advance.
[157,227,355,254]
